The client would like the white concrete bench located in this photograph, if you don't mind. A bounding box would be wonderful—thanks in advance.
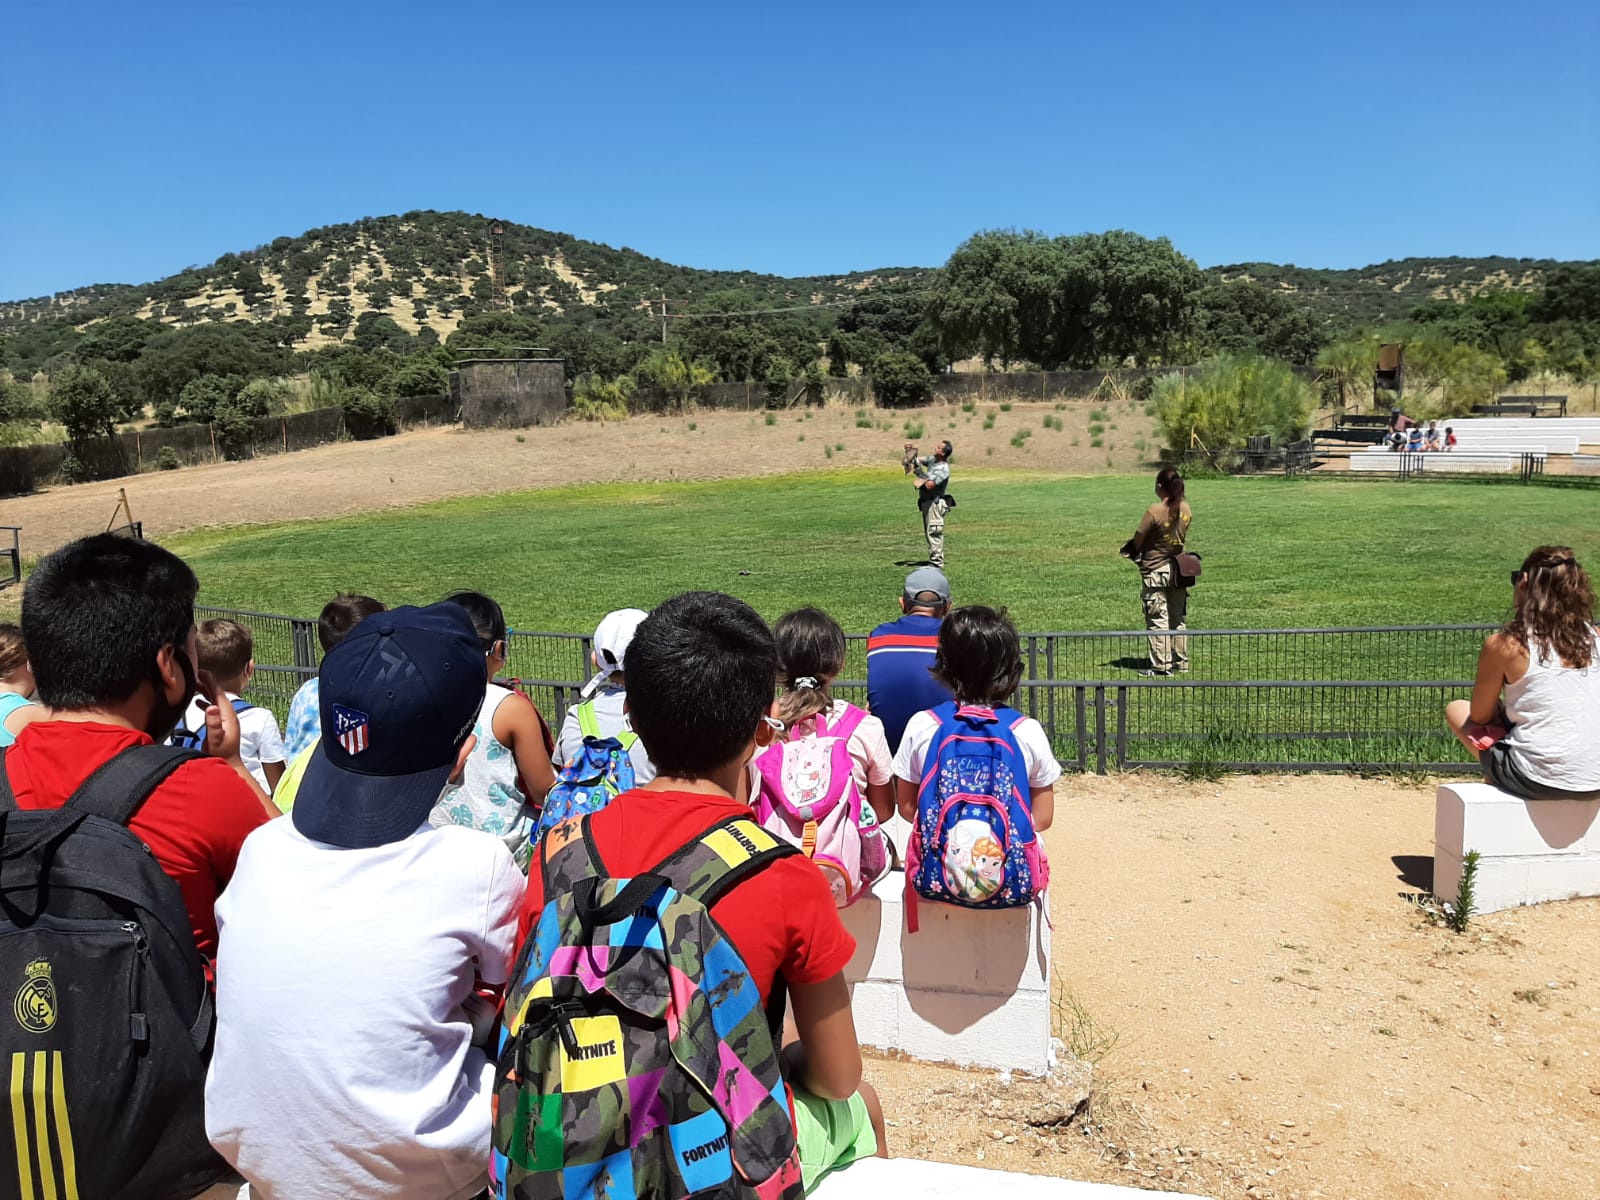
[1351,452,1518,474]
[841,866,1054,1076]
[812,1155,1209,1200]
[1434,781,1600,913]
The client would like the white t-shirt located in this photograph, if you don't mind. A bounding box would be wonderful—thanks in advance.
[554,687,657,785]
[892,707,1063,791]
[180,692,285,792]
[206,817,525,1200]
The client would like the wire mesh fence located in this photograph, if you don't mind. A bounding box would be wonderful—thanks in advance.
[198,604,1489,775]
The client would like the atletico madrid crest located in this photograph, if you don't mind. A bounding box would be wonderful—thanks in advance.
[331,704,370,755]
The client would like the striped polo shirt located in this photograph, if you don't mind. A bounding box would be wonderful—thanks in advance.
[866,612,953,756]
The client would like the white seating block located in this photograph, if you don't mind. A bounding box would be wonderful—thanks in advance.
[811,1155,1210,1200]
[1434,781,1600,913]
[841,864,1054,1076]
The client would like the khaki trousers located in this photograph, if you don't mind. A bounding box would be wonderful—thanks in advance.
[1141,563,1189,672]
[921,498,948,567]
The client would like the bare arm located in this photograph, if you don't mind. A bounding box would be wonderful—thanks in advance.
[262,759,286,792]
[895,776,918,823]
[1468,634,1522,727]
[782,973,864,1102]
[495,694,557,804]
[865,780,895,825]
[1129,506,1157,554]
[1029,785,1054,832]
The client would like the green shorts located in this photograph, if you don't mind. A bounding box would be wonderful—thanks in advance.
[791,1086,877,1192]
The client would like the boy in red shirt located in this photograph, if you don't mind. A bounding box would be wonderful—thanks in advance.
[516,591,885,1191]
[4,534,274,971]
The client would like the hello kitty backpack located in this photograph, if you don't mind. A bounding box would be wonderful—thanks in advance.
[753,706,889,907]
[905,701,1048,932]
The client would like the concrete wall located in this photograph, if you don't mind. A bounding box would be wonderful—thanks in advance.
[456,358,567,429]
[1434,782,1600,912]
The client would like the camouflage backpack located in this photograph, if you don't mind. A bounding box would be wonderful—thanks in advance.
[492,814,805,1200]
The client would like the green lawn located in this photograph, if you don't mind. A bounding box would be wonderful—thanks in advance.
[168,468,1592,636]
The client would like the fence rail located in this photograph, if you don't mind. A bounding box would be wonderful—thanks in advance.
[197,606,1489,775]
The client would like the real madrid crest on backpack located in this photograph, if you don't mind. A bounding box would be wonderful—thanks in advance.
[491,813,806,1200]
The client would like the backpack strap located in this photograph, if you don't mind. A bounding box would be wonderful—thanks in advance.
[818,702,868,744]
[650,815,797,909]
[67,744,203,826]
[577,700,638,751]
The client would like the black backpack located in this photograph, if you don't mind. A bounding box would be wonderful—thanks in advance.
[0,744,229,1200]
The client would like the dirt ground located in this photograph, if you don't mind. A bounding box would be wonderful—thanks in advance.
[869,773,1599,1199]
[0,398,1161,560]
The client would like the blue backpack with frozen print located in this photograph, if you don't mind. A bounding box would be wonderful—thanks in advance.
[904,702,1049,931]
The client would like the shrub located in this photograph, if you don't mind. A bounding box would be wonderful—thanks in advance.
[1154,354,1316,462]
[869,351,933,409]
[962,400,976,413]
[340,387,397,440]
[154,401,182,428]
[571,373,633,422]
[999,402,1013,412]
[234,377,287,418]
[177,374,232,424]
[213,399,257,460]
[903,421,924,440]
[59,454,89,483]
[155,447,182,471]
[764,411,777,426]
[386,359,450,399]
[855,412,874,429]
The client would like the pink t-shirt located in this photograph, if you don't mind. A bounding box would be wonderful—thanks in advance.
[786,699,894,795]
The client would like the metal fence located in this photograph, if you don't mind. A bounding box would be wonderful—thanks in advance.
[198,605,1489,775]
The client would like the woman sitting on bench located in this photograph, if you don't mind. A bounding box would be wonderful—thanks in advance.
[1446,547,1600,800]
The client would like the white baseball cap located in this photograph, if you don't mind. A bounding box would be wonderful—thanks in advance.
[582,608,648,697]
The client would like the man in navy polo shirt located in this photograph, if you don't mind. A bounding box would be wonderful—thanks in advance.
[866,567,955,756]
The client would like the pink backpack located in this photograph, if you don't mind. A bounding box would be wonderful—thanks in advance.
[753,705,889,907]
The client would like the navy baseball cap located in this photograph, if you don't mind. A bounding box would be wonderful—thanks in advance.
[293,603,484,849]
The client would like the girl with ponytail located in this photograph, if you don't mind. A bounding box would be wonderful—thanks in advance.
[772,607,895,823]
[1446,547,1600,799]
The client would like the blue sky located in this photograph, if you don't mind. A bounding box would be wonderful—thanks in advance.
[2,0,1596,299]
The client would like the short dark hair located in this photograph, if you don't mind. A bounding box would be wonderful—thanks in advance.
[22,534,198,709]
[318,593,386,655]
[195,618,253,681]
[441,590,507,651]
[932,605,1023,706]
[625,591,777,779]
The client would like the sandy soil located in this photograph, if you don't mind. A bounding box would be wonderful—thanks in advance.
[0,399,1161,560]
[869,773,1599,1199]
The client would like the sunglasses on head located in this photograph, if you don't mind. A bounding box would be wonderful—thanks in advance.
[1512,558,1577,585]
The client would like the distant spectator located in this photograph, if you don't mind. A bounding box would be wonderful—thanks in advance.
[207,603,524,1199]
[554,607,656,785]
[891,604,1058,832]
[1445,425,1458,451]
[0,622,44,746]
[866,566,955,755]
[1387,405,1416,435]
[1126,467,1193,676]
[4,534,273,971]
[1424,420,1442,451]
[774,606,895,823]
[1445,547,1600,800]
[1406,425,1424,452]
[283,592,386,760]
[176,618,286,793]
[429,590,555,867]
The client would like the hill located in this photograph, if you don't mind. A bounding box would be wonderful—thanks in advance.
[0,211,935,352]
[2,211,1590,353]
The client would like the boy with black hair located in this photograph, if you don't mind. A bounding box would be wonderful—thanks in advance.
[514,591,885,1193]
[3,533,273,969]
[283,592,386,760]
[176,618,287,793]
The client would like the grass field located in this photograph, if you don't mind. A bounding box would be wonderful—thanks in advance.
[168,469,1594,636]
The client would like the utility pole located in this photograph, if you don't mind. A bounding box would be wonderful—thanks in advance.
[659,291,668,344]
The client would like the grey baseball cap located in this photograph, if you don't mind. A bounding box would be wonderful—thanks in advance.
[904,566,951,602]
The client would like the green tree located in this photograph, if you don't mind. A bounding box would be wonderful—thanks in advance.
[1194,282,1328,364]
[570,373,635,421]
[1530,265,1600,325]
[869,351,933,408]
[178,375,233,423]
[634,349,715,410]
[1154,355,1316,461]
[234,378,287,417]
[1315,334,1379,410]
[48,365,121,449]
[928,229,1203,368]
[386,358,450,398]
[352,312,413,354]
